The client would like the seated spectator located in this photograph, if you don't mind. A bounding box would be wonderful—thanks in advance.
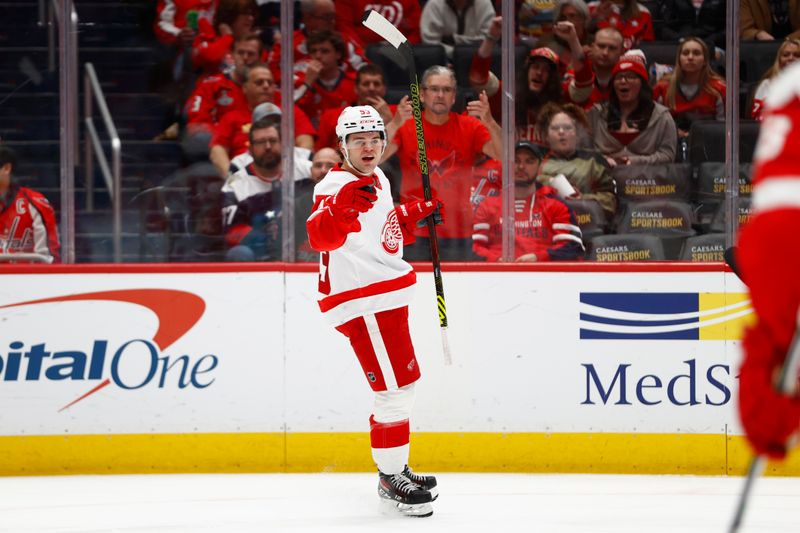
[0,146,60,263]
[740,0,800,41]
[470,18,588,142]
[518,0,557,47]
[420,0,496,58]
[335,0,422,45]
[589,53,677,169]
[382,66,502,261]
[222,117,309,261]
[295,147,342,260]
[155,0,216,48]
[268,0,366,84]
[750,38,800,119]
[653,37,726,137]
[537,102,618,218]
[588,0,655,50]
[657,0,726,51]
[315,63,402,150]
[538,0,592,67]
[192,0,257,74]
[472,141,584,262]
[567,26,625,109]
[209,65,316,176]
[294,30,358,129]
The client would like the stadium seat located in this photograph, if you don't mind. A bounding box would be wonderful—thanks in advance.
[365,43,447,88]
[680,233,726,262]
[695,161,754,231]
[588,233,667,261]
[612,163,692,204]
[637,41,678,69]
[740,41,782,84]
[562,197,608,243]
[616,199,696,258]
[688,120,761,165]
[709,197,753,234]
[452,44,530,89]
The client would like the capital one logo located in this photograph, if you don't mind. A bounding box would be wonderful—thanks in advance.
[0,289,215,412]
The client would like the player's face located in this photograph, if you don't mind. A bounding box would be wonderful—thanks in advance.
[514,149,540,184]
[311,149,341,182]
[679,41,705,75]
[528,59,551,93]
[234,39,261,70]
[546,112,578,156]
[421,74,456,116]
[245,67,275,106]
[344,132,384,175]
[250,126,282,170]
[356,74,386,102]
[613,71,642,106]
[779,43,800,70]
[309,42,341,70]
[591,30,623,69]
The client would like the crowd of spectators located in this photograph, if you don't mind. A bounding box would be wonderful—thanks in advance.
[133,0,793,263]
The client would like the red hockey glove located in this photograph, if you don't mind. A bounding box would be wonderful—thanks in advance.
[330,176,378,217]
[395,198,445,229]
[738,323,800,459]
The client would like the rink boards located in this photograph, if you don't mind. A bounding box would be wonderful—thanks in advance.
[0,262,798,476]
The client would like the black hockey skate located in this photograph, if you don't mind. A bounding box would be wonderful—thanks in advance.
[402,465,438,501]
[377,471,433,518]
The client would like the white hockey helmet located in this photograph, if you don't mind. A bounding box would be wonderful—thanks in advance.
[335,105,386,142]
[335,105,386,174]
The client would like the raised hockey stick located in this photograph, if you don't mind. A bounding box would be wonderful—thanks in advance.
[726,245,800,532]
[361,10,452,366]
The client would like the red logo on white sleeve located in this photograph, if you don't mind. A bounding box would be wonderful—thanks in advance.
[381,211,403,255]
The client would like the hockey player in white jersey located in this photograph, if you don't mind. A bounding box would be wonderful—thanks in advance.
[306,105,443,517]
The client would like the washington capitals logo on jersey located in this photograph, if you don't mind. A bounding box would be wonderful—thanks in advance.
[427,151,457,177]
[381,211,403,255]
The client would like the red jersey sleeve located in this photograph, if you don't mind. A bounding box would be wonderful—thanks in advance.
[24,189,61,263]
[192,18,233,71]
[210,112,235,152]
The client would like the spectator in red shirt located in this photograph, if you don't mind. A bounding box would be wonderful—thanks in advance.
[568,27,624,110]
[315,63,404,150]
[335,0,422,45]
[472,141,584,262]
[155,0,216,48]
[382,65,502,261]
[653,37,726,138]
[210,65,316,176]
[295,30,358,129]
[588,0,655,50]
[750,38,800,120]
[0,146,60,263]
[192,0,257,74]
[268,0,366,84]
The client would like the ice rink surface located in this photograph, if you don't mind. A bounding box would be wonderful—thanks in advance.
[0,472,798,532]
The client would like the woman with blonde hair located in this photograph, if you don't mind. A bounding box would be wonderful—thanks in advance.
[653,37,726,138]
[750,38,800,120]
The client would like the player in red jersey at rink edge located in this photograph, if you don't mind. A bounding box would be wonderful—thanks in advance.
[735,61,800,459]
[306,105,444,517]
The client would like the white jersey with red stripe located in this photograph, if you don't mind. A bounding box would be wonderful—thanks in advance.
[309,166,415,326]
[750,62,800,215]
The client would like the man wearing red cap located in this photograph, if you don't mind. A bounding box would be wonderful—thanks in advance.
[736,62,800,459]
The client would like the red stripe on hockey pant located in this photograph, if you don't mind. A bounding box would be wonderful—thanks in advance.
[335,316,388,391]
[369,415,410,449]
[375,306,421,389]
[318,271,416,312]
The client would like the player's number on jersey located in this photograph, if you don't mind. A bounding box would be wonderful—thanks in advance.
[754,114,791,162]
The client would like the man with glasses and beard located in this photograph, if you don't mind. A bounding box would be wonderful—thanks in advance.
[221,116,287,261]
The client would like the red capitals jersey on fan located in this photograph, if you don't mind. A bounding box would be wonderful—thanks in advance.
[472,185,584,262]
[185,73,248,130]
[154,0,216,46]
[0,184,60,262]
[653,78,727,123]
[295,70,358,129]
[335,0,422,45]
[267,29,366,84]
[394,112,490,239]
[210,105,316,158]
[587,1,655,50]
[307,166,415,326]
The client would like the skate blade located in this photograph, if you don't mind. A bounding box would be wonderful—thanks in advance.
[379,498,433,518]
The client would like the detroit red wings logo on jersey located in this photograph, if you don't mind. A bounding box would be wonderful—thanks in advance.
[381,210,403,255]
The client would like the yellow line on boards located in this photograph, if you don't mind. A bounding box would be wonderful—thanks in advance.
[1,432,799,476]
